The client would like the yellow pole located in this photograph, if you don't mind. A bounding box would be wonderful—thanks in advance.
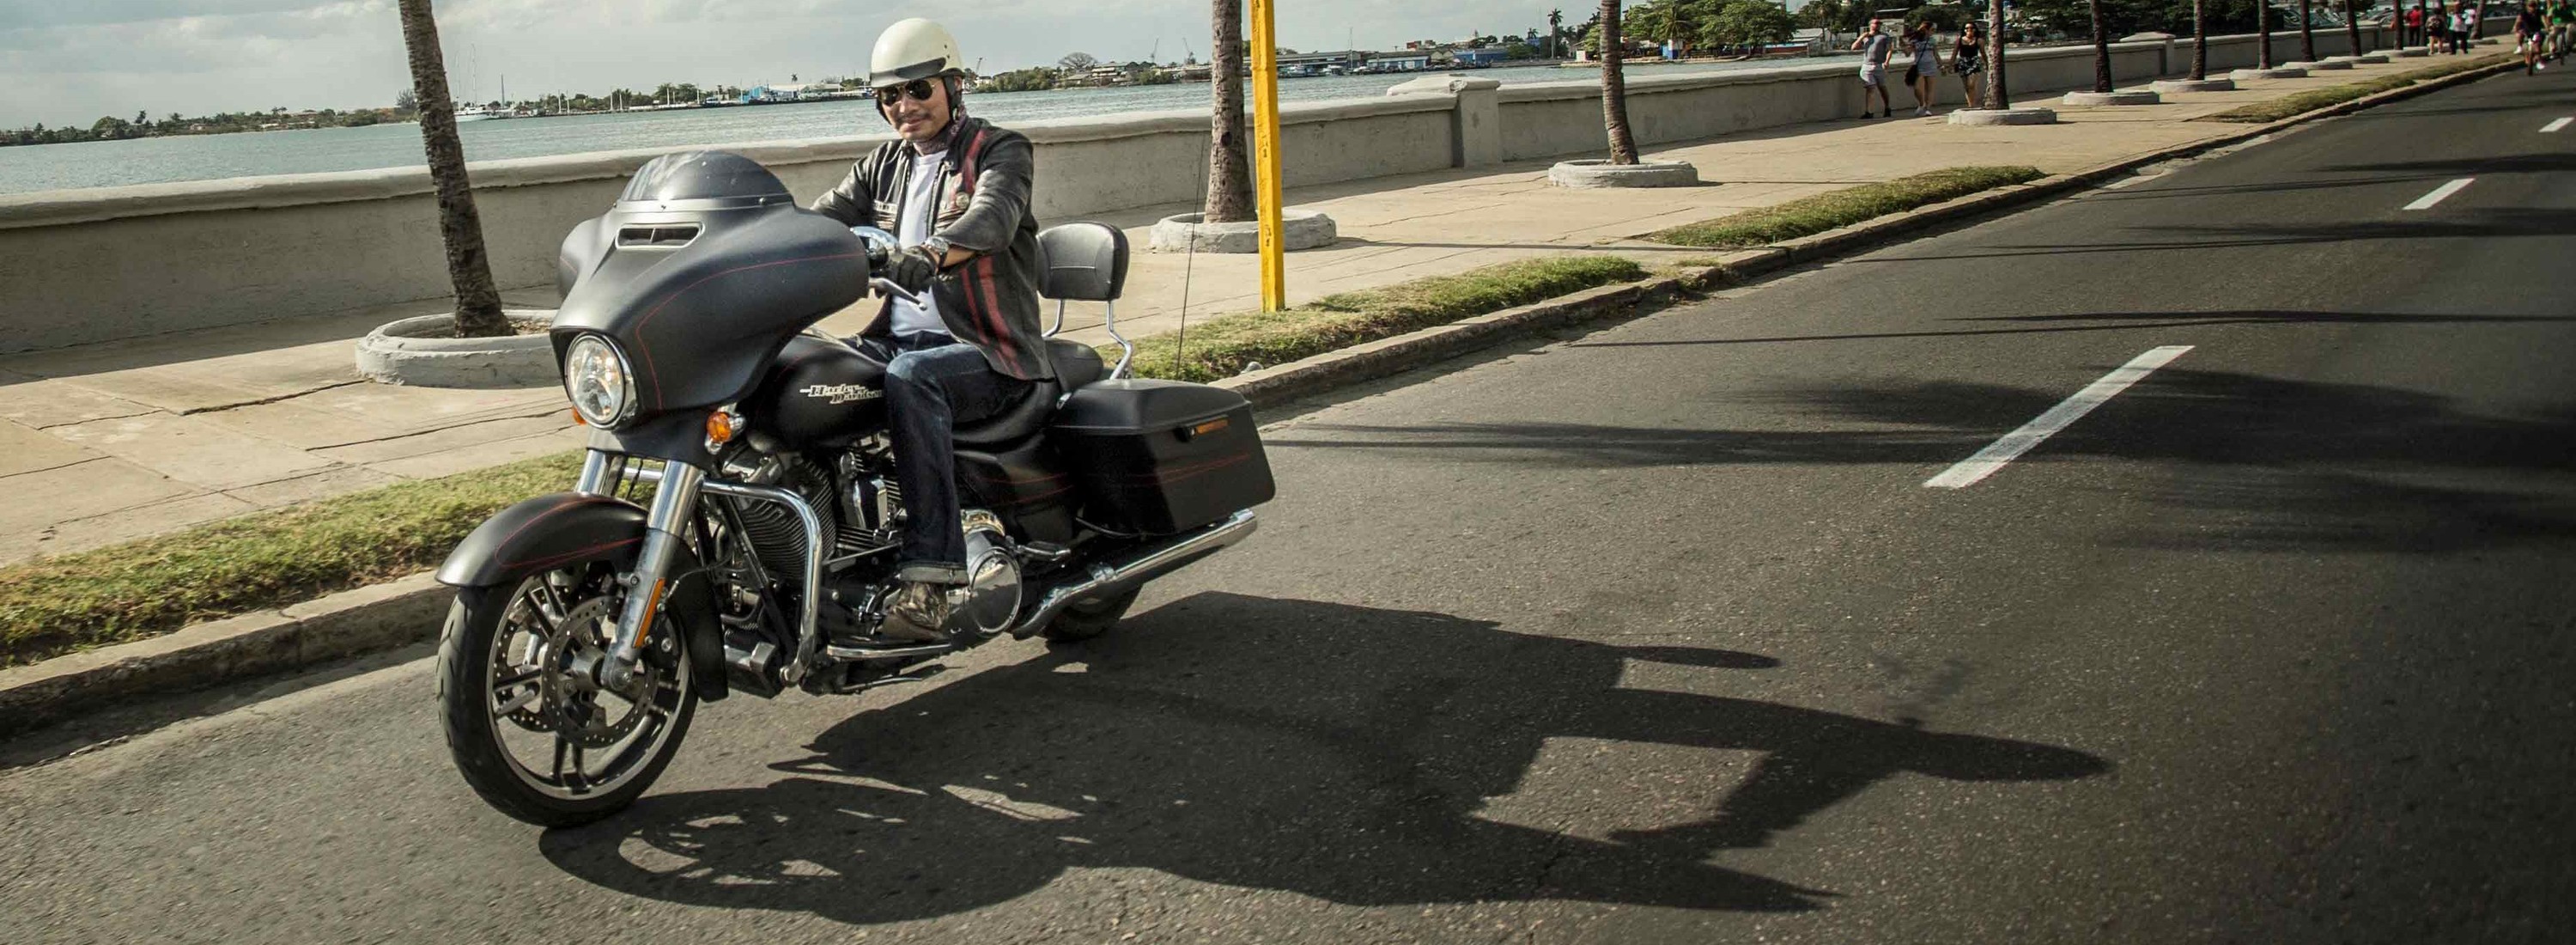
[1248,0,1288,312]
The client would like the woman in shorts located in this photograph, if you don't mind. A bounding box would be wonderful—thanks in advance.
[1953,21,1986,110]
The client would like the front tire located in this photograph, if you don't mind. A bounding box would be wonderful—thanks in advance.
[435,568,697,827]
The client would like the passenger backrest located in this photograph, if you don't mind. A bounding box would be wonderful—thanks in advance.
[1036,223,1129,302]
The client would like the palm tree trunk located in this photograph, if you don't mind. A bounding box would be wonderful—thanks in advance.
[2300,0,2318,60]
[1601,0,1640,164]
[2345,0,2364,53]
[2191,0,2210,78]
[1203,0,1255,224]
[2259,0,2275,68]
[396,0,507,338]
[2090,0,2113,91]
[1986,0,2011,109]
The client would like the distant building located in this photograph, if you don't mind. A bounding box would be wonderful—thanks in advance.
[1453,47,1510,65]
[1366,52,1434,71]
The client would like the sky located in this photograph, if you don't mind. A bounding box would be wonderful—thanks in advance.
[0,0,1587,129]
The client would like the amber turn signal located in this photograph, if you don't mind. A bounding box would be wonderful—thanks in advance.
[571,406,587,427]
[706,409,738,446]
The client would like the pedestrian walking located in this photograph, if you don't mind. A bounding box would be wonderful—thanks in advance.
[2406,3,2426,45]
[1953,21,1987,110]
[1903,21,1941,115]
[2459,2,2482,52]
[2427,3,2451,50]
[1852,19,1896,119]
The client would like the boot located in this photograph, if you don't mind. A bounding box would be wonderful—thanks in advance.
[877,579,957,643]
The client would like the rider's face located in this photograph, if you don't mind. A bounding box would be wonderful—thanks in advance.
[883,80,953,143]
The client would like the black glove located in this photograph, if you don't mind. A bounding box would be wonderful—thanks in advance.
[884,246,941,296]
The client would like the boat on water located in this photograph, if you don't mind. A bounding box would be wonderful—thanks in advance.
[453,105,501,122]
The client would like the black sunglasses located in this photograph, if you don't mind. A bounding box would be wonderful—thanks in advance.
[875,79,939,107]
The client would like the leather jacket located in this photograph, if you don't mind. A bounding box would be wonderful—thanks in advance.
[810,115,1054,381]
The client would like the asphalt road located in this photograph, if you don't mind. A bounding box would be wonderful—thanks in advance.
[7,71,2575,944]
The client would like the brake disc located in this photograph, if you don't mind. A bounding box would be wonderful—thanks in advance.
[534,595,653,749]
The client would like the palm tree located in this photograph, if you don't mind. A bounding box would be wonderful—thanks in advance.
[1601,0,1640,163]
[2259,0,2275,68]
[2089,0,2114,91]
[1985,0,2012,108]
[2300,0,2318,60]
[395,0,507,338]
[2344,0,2363,54]
[2191,0,2211,78]
[1203,0,1254,223]
[1550,8,1566,58]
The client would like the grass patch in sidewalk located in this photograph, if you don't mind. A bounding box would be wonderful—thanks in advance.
[1110,254,1650,383]
[2199,53,2513,123]
[0,450,582,668]
[1639,166,2047,249]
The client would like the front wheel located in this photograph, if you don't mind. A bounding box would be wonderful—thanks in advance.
[435,564,697,826]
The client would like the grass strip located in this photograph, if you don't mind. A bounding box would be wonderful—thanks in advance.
[2198,54,2513,123]
[1641,166,2047,249]
[0,450,582,668]
[1109,254,1650,383]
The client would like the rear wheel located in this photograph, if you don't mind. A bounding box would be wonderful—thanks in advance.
[1041,588,1139,643]
[435,564,696,827]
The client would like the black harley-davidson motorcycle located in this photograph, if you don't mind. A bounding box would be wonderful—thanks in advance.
[432,151,1274,826]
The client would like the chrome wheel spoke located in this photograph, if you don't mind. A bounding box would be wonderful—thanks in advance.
[495,686,539,716]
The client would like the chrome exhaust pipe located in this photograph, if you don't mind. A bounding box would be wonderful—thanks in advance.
[1010,510,1258,638]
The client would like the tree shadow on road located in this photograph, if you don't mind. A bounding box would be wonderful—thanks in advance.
[1560,308,2570,349]
[1266,369,2576,554]
[536,594,2107,924]
[1850,208,2576,263]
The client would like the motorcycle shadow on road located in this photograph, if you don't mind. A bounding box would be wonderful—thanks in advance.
[537,593,2107,924]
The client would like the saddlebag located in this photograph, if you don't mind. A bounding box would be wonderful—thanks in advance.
[1048,379,1274,535]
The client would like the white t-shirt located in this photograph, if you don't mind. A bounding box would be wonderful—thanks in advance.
[890,149,946,338]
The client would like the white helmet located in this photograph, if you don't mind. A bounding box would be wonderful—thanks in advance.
[870,18,964,88]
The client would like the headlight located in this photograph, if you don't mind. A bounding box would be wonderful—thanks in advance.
[563,334,635,429]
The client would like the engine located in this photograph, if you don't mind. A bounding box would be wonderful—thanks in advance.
[723,448,902,578]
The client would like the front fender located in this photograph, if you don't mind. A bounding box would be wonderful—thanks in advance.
[438,493,648,588]
[436,491,729,702]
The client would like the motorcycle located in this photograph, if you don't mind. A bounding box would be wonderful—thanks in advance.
[432,150,1275,826]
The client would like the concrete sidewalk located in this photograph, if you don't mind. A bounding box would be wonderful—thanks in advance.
[0,51,2491,564]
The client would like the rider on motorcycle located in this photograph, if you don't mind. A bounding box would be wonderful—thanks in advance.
[809,18,1054,641]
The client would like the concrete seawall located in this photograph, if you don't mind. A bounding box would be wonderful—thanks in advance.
[0,29,2391,353]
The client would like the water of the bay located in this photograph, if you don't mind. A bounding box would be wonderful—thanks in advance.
[0,59,1826,195]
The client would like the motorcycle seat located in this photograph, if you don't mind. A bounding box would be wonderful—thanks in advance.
[951,341,1104,449]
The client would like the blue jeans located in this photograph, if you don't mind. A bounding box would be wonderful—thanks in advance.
[864,333,1032,584]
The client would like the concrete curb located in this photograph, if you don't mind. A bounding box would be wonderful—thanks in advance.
[0,574,449,739]
[0,56,2517,742]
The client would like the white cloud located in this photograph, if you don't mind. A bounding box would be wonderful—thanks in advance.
[0,0,1577,127]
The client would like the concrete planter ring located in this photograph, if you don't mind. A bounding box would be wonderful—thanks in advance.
[2230,66,2310,79]
[2063,90,2161,106]
[1150,210,1339,253]
[1547,159,1700,188]
[2151,77,2237,93]
[1947,107,2057,126]
[355,310,558,388]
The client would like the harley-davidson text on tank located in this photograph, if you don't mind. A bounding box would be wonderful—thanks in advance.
[800,384,883,405]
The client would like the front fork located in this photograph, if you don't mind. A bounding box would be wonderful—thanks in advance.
[580,448,830,690]
[584,452,703,692]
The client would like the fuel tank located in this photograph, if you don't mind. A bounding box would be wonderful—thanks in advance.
[743,334,888,449]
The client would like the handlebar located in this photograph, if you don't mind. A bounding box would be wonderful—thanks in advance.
[871,277,923,307]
